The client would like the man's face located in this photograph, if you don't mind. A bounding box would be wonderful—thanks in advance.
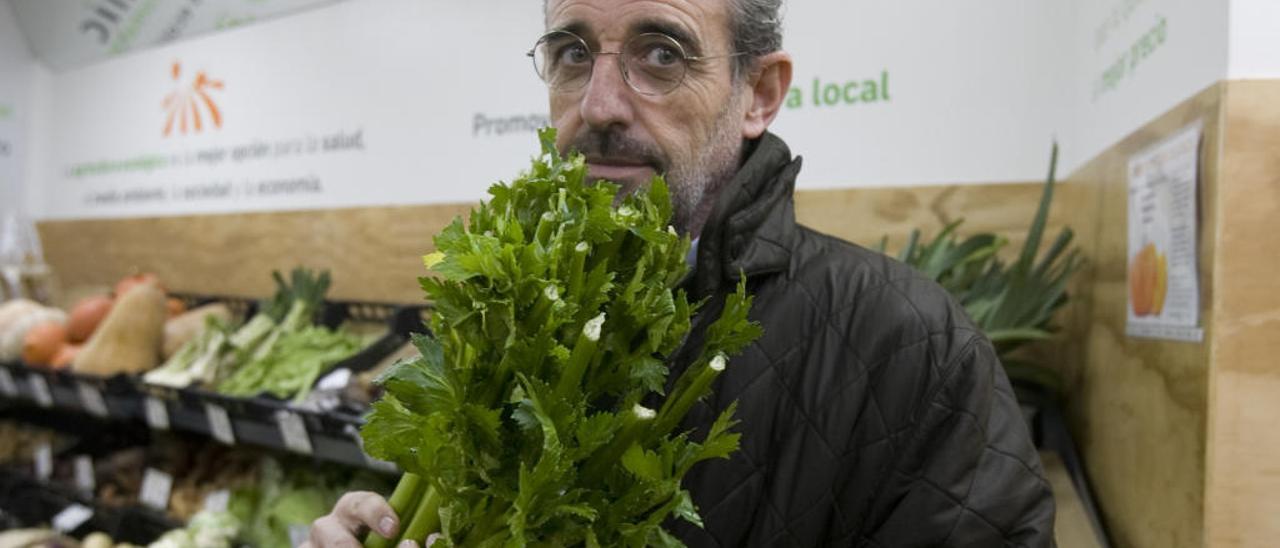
[544,0,747,235]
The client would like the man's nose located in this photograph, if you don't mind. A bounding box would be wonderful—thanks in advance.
[579,54,635,130]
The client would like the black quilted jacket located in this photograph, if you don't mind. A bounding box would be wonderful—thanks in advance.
[665,133,1056,547]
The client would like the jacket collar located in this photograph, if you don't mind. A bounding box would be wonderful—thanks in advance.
[690,131,803,299]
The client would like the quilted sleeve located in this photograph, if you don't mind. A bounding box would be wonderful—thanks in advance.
[859,334,1057,548]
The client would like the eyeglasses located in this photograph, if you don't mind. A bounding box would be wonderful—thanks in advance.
[528,30,747,96]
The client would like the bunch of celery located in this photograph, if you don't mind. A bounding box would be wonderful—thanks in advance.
[360,129,760,547]
[215,268,337,397]
[144,315,235,388]
[227,267,332,365]
[145,268,333,390]
[218,325,363,402]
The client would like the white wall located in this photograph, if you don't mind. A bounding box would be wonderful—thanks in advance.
[22,60,50,217]
[1229,0,1280,79]
[767,1,1074,188]
[32,0,548,220]
[18,0,1240,220]
[25,0,1087,220]
[1064,0,1229,172]
[0,1,35,214]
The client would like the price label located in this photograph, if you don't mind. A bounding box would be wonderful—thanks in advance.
[0,368,17,397]
[140,468,173,511]
[33,442,52,481]
[51,503,93,533]
[77,383,109,418]
[28,374,53,408]
[276,410,313,455]
[204,403,235,445]
[145,397,170,430]
[203,489,230,513]
[74,455,95,493]
[316,368,351,391]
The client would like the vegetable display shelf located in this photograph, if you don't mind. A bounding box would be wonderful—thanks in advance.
[0,466,179,543]
[0,298,428,475]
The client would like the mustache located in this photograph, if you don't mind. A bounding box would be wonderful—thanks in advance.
[569,129,668,174]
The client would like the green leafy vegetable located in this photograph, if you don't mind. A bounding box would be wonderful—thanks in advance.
[145,315,235,388]
[218,325,363,402]
[212,267,357,399]
[143,268,335,390]
[147,510,241,548]
[229,457,392,548]
[876,144,1082,392]
[360,128,761,547]
[231,267,333,364]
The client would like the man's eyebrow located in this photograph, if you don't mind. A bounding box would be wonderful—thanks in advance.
[547,18,702,53]
[549,20,593,40]
[629,18,702,54]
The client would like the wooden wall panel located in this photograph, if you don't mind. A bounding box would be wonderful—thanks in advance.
[37,182,1086,302]
[36,203,472,305]
[1203,79,1280,548]
[1065,83,1222,548]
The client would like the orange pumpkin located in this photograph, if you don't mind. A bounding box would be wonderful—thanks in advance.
[1129,243,1167,317]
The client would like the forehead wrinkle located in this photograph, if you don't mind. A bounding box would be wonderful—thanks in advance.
[550,20,594,41]
[629,17,702,54]
[546,1,719,50]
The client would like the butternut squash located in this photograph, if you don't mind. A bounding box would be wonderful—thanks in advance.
[73,282,167,376]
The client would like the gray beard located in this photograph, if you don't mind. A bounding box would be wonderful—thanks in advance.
[567,99,744,237]
[664,103,743,238]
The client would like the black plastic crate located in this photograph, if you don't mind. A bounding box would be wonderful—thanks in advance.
[305,305,429,435]
[51,370,144,421]
[0,361,35,402]
[0,467,179,544]
[5,365,68,410]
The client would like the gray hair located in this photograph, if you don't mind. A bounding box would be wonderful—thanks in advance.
[727,0,784,79]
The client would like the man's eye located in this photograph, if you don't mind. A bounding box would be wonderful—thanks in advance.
[642,45,681,67]
[558,43,591,65]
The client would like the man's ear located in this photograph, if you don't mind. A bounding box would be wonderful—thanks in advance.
[741,51,793,140]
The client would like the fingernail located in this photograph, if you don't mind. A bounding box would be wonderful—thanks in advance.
[398,540,418,548]
[379,516,396,536]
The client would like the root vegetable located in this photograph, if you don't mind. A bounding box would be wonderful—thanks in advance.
[0,306,66,362]
[73,282,167,376]
[21,321,67,366]
[68,294,114,343]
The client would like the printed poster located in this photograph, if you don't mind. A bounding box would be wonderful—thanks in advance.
[1126,121,1203,342]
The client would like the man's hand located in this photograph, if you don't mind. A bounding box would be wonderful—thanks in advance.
[301,491,410,548]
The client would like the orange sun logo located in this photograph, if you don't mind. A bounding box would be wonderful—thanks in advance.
[162,61,224,137]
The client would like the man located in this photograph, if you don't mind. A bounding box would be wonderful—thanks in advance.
[308,0,1056,546]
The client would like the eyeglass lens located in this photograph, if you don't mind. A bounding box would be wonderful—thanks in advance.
[532,32,689,95]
